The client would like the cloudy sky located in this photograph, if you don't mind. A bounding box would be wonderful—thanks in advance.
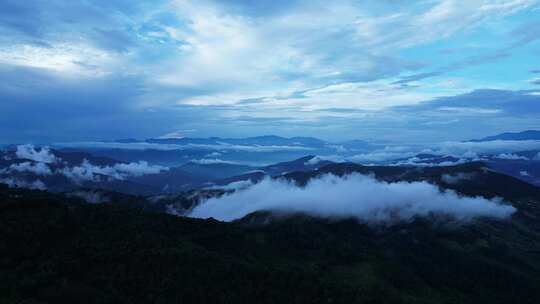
[1,0,540,143]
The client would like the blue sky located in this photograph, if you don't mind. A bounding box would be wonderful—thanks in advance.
[1,0,540,143]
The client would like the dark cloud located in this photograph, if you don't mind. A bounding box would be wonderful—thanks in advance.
[396,89,540,116]
[0,64,206,143]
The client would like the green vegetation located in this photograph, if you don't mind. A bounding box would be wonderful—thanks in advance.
[1,182,540,304]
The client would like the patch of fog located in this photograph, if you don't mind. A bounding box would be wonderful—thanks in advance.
[15,144,58,163]
[495,153,528,160]
[207,179,254,191]
[60,159,167,183]
[68,190,110,204]
[438,140,540,157]
[54,141,315,152]
[189,173,515,223]
[304,155,344,165]
[0,178,46,190]
[441,172,477,185]
[520,171,531,177]
[8,162,52,176]
[190,158,239,165]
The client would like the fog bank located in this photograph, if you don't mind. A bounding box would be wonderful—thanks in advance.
[189,173,516,223]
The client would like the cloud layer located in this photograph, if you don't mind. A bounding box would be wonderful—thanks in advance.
[1,145,169,189]
[16,145,58,163]
[1,1,540,142]
[189,173,516,223]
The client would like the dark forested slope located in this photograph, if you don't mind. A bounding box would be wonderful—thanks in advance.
[1,176,540,304]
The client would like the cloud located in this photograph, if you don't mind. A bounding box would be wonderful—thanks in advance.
[530,77,540,85]
[60,159,168,183]
[520,170,531,177]
[8,161,52,176]
[304,155,344,165]
[207,179,254,191]
[158,129,197,139]
[391,157,470,167]
[3,145,170,185]
[54,141,315,152]
[15,144,58,163]
[441,172,477,185]
[438,140,540,157]
[495,153,529,160]
[112,161,167,176]
[68,190,110,204]
[0,177,46,190]
[190,158,238,165]
[1,1,539,142]
[189,173,515,223]
[348,146,418,163]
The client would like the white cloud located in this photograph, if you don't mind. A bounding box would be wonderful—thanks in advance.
[304,155,344,165]
[205,151,222,157]
[190,158,238,165]
[0,43,117,78]
[8,162,52,176]
[54,141,314,152]
[348,146,418,163]
[113,161,167,177]
[189,173,515,223]
[0,178,46,190]
[60,159,168,183]
[438,140,540,157]
[153,0,536,111]
[391,157,470,167]
[495,153,529,160]
[207,179,254,191]
[158,129,197,139]
[441,172,478,185]
[68,190,110,204]
[15,145,58,163]
[520,171,531,177]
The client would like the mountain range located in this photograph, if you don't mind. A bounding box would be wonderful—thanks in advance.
[2,159,540,303]
[470,130,540,142]
[2,131,540,303]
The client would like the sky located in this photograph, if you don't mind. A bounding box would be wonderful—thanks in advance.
[1,0,540,143]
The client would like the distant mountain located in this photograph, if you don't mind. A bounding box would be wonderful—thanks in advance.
[471,130,540,142]
[144,135,327,147]
[179,162,255,180]
[262,155,334,176]
[338,139,375,151]
[393,153,462,165]
[283,161,540,207]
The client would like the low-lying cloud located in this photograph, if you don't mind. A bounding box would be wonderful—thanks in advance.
[191,158,239,165]
[441,172,478,185]
[16,144,58,163]
[60,160,168,183]
[0,177,46,190]
[0,145,170,190]
[438,140,540,157]
[8,162,52,176]
[67,190,110,204]
[54,141,315,152]
[189,173,516,223]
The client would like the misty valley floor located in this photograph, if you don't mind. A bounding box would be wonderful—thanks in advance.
[1,185,540,304]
